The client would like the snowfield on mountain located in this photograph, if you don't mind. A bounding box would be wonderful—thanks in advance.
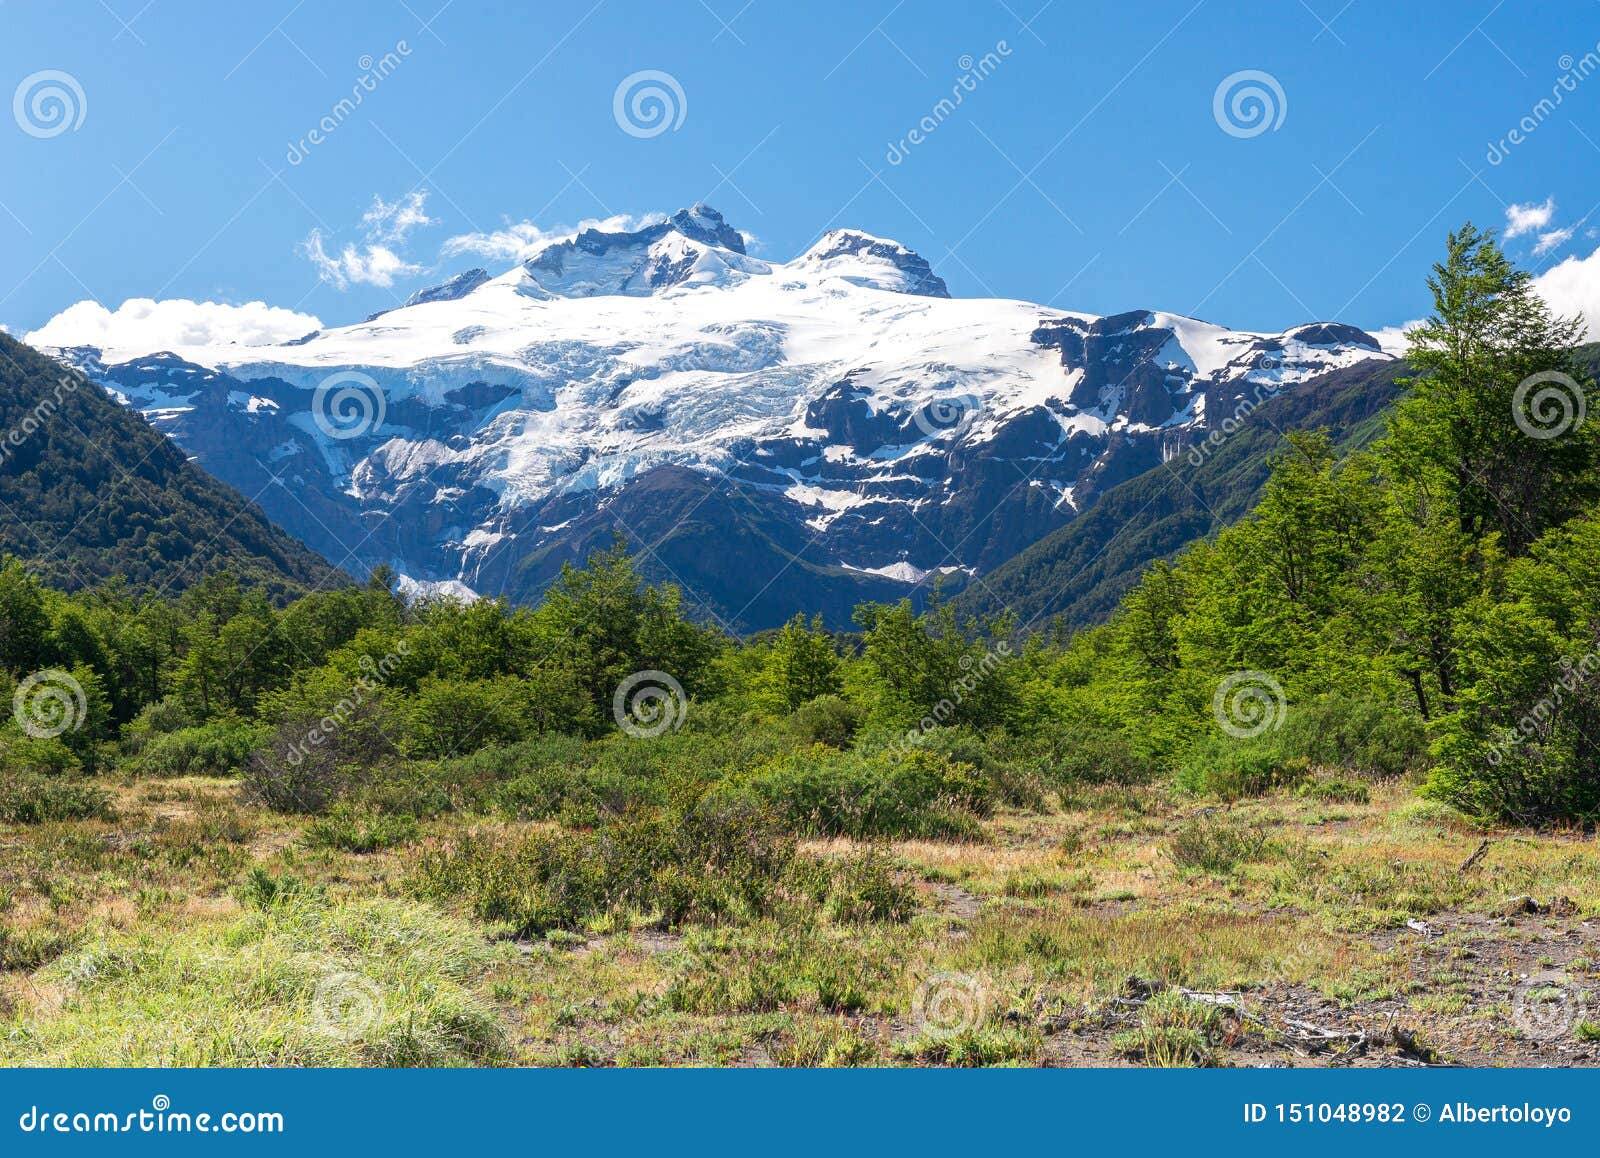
[40,204,1387,628]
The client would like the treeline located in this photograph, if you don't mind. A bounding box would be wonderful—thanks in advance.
[1,224,1597,828]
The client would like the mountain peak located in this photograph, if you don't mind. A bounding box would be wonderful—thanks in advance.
[665,203,746,254]
[797,229,949,298]
[515,204,761,298]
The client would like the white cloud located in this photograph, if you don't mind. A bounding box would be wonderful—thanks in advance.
[1370,319,1426,355]
[302,191,435,289]
[361,191,433,244]
[1534,226,1575,256]
[23,298,322,359]
[441,213,663,262]
[1505,197,1556,239]
[301,229,420,289]
[1531,243,1600,341]
[1375,241,1600,353]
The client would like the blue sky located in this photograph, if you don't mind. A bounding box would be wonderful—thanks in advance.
[5,0,1600,341]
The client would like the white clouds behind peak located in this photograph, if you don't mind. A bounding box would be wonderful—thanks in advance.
[441,213,664,262]
[23,298,322,360]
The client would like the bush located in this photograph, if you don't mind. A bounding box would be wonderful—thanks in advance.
[1042,727,1156,787]
[731,746,991,840]
[787,695,861,748]
[0,774,115,824]
[0,729,78,776]
[402,676,535,758]
[1175,735,1306,801]
[304,802,420,853]
[492,760,662,827]
[1277,695,1428,779]
[1167,815,1271,875]
[244,692,399,814]
[129,721,263,777]
[823,849,917,924]
[904,728,1050,810]
[410,801,799,935]
[1298,777,1370,804]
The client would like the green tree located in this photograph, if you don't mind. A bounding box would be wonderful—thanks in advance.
[762,613,841,710]
[1387,222,1597,554]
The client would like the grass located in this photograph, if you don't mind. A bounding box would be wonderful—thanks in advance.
[1,896,510,1066]
[3,775,1600,1067]
[1112,990,1238,1067]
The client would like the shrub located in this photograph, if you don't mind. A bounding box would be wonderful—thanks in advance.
[731,746,991,840]
[0,774,114,824]
[488,736,663,826]
[410,801,799,935]
[787,695,861,748]
[244,693,399,814]
[129,721,263,777]
[822,849,917,924]
[1176,735,1305,801]
[0,729,78,776]
[913,728,1050,810]
[402,676,535,758]
[1111,990,1234,1067]
[1298,777,1370,804]
[1277,695,1428,779]
[1044,727,1156,787]
[304,803,420,853]
[1167,815,1271,875]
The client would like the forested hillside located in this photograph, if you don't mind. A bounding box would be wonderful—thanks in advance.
[0,333,343,602]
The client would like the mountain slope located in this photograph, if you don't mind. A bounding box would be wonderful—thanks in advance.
[0,333,344,601]
[959,341,1600,631]
[39,203,1387,629]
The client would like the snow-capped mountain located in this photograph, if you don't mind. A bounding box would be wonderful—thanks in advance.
[46,204,1388,629]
